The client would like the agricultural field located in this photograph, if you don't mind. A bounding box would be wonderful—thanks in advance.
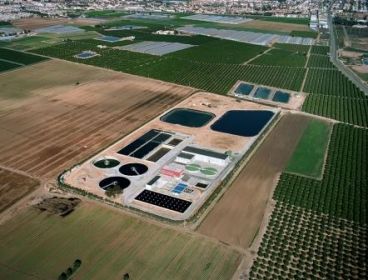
[0,36,53,51]
[337,26,368,51]
[310,45,330,55]
[32,40,305,93]
[246,15,310,25]
[0,60,20,72]
[275,124,367,222]
[0,21,11,26]
[301,64,368,127]
[273,43,310,53]
[249,124,367,279]
[0,201,241,280]
[307,54,335,68]
[84,9,127,18]
[198,113,311,249]
[249,48,307,67]
[302,94,368,127]
[134,59,306,93]
[289,30,318,38]
[303,68,365,98]
[169,40,268,64]
[237,19,311,33]
[0,59,193,179]
[11,17,106,30]
[286,119,332,178]
[0,168,39,213]
[0,47,48,72]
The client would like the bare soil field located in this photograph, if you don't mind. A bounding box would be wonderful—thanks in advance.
[339,50,364,58]
[0,60,193,179]
[0,200,241,280]
[351,65,368,74]
[197,113,311,249]
[239,20,310,33]
[11,17,106,30]
[11,18,70,30]
[0,168,39,213]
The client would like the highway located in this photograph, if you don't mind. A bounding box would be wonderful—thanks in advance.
[328,10,368,96]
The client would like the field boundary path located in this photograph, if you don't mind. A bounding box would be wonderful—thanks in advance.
[242,48,273,65]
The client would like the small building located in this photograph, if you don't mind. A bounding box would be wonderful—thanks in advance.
[183,146,229,166]
[145,175,168,190]
[175,152,195,165]
[161,163,185,178]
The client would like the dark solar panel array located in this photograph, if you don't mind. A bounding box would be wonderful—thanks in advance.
[118,130,159,155]
[118,130,171,159]
[135,190,192,213]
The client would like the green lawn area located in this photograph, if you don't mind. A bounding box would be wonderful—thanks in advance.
[0,201,240,280]
[285,119,332,178]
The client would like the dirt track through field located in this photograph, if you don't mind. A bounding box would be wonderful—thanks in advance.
[197,113,311,249]
[0,60,193,179]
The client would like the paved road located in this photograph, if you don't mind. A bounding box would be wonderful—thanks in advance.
[328,11,368,96]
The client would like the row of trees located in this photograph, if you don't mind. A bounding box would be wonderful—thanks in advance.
[303,68,365,97]
[307,54,335,69]
[58,259,82,280]
[303,94,368,127]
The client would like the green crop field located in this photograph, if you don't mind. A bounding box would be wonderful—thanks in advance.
[101,30,216,45]
[32,40,305,93]
[273,43,310,53]
[0,47,48,66]
[246,15,310,25]
[134,59,305,93]
[0,60,20,72]
[250,124,367,279]
[303,68,365,98]
[0,36,52,51]
[0,21,11,26]
[290,30,318,38]
[0,202,241,280]
[286,119,332,178]
[302,94,368,127]
[28,33,366,128]
[275,124,367,223]
[310,45,329,55]
[307,54,335,68]
[249,48,307,67]
[170,40,268,64]
[84,10,127,18]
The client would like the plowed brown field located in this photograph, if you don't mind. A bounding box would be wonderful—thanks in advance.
[0,168,39,213]
[198,113,311,249]
[0,60,194,179]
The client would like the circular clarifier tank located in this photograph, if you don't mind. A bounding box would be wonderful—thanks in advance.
[99,176,131,190]
[119,163,148,176]
[93,158,120,169]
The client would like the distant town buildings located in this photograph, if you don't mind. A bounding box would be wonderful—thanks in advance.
[0,0,366,24]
